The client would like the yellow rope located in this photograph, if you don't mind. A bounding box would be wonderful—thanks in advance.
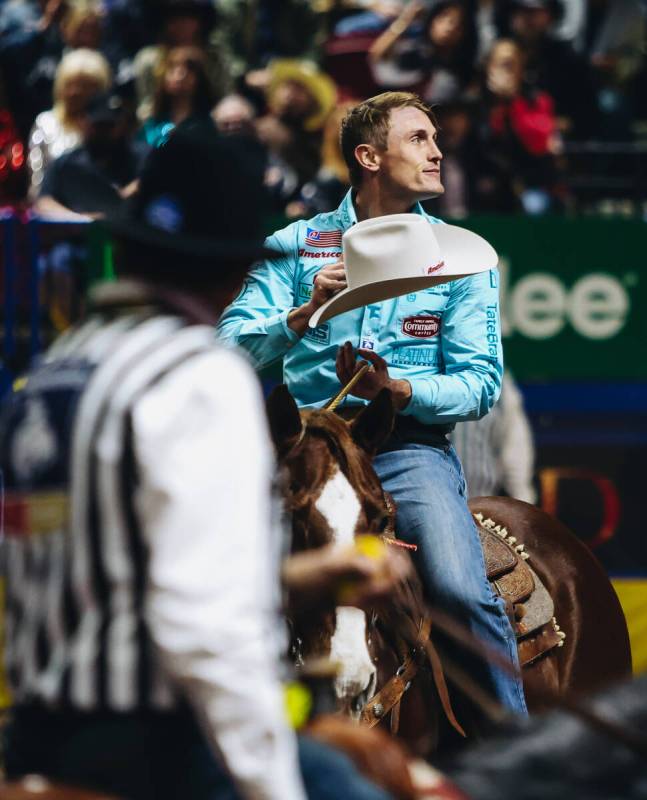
[324,362,370,411]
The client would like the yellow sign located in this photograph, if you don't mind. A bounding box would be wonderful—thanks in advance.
[612,579,647,673]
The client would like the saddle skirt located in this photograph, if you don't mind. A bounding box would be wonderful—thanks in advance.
[474,513,566,668]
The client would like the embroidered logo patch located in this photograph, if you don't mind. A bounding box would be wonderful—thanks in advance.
[424,261,444,276]
[392,347,439,367]
[305,229,343,248]
[298,281,313,301]
[304,324,330,345]
[401,315,441,338]
[298,249,341,259]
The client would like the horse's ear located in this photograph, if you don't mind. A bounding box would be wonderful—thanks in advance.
[266,384,303,457]
[350,388,394,457]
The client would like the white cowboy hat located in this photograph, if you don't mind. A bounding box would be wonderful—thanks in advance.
[308,214,498,328]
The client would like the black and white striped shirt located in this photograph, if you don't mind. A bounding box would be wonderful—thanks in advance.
[1,282,305,798]
[1,305,217,709]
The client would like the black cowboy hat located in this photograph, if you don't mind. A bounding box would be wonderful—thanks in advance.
[105,120,273,266]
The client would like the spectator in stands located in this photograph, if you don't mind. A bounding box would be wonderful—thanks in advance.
[503,0,597,138]
[430,93,480,218]
[474,0,504,60]
[369,0,478,104]
[256,59,337,210]
[28,47,111,196]
[100,0,159,63]
[139,45,213,147]
[578,0,646,140]
[212,92,257,136]
[212,92,269,189]
[287,101,354,219]
[34,89,148,220]
[475,38,561,213]
[0,0,67,138]
[211,0,323,84]
[133,0,230,122]
[451,373,537,503]
[58,1,102,51]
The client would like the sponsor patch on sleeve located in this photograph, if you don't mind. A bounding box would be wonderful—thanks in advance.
[304,323,330,345]
[298,281,313,301]
[401,315,441,338]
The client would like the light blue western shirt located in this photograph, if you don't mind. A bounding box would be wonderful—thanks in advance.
[217,191,503,426]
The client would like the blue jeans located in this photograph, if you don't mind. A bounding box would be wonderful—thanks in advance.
[374,443,528,716]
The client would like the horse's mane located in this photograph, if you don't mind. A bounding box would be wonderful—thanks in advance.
[301,409,386,523]
[301,409,428,633]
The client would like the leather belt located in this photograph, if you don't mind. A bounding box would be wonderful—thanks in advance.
[337,406,453,451]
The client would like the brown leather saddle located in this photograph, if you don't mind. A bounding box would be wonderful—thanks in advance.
[474,512,566,668]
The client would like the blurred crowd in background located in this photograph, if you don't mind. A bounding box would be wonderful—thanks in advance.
[0,0,646,221]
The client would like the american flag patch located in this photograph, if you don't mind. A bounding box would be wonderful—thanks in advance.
[305,228,343,248]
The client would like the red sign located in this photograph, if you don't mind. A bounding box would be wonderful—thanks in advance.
[402,315,441,338]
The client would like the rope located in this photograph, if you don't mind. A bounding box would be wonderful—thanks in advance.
[324,363,371,412]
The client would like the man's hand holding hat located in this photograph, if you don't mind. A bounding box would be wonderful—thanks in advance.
[287,259,347,336]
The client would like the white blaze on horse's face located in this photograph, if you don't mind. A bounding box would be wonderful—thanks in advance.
[315,466,377,712]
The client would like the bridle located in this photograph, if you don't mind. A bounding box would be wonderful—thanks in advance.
[281,376,464,736]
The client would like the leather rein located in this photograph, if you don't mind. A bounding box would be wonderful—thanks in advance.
[361,492,465,737]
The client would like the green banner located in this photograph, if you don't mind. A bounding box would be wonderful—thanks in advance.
[461,216,646,381]
[260,214,646,383]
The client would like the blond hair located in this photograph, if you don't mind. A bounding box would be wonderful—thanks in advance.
[53,48,112,125]
[340,92,438,187]
[60,2,102,44]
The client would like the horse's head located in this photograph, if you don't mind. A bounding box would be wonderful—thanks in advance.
[268,385,395,714]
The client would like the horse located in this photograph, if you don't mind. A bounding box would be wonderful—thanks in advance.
[267,384,632,755]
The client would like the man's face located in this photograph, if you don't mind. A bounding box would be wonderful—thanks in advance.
[374,106,444,202]
[270,79,317,125]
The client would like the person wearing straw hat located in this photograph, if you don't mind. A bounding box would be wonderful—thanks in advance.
[218,91,528,718]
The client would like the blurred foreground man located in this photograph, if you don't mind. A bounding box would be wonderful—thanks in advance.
[0,122,393,800]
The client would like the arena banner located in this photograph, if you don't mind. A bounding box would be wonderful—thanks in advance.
[460,215,646,382]
[611,580,647,673]
[526,389,647,673]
